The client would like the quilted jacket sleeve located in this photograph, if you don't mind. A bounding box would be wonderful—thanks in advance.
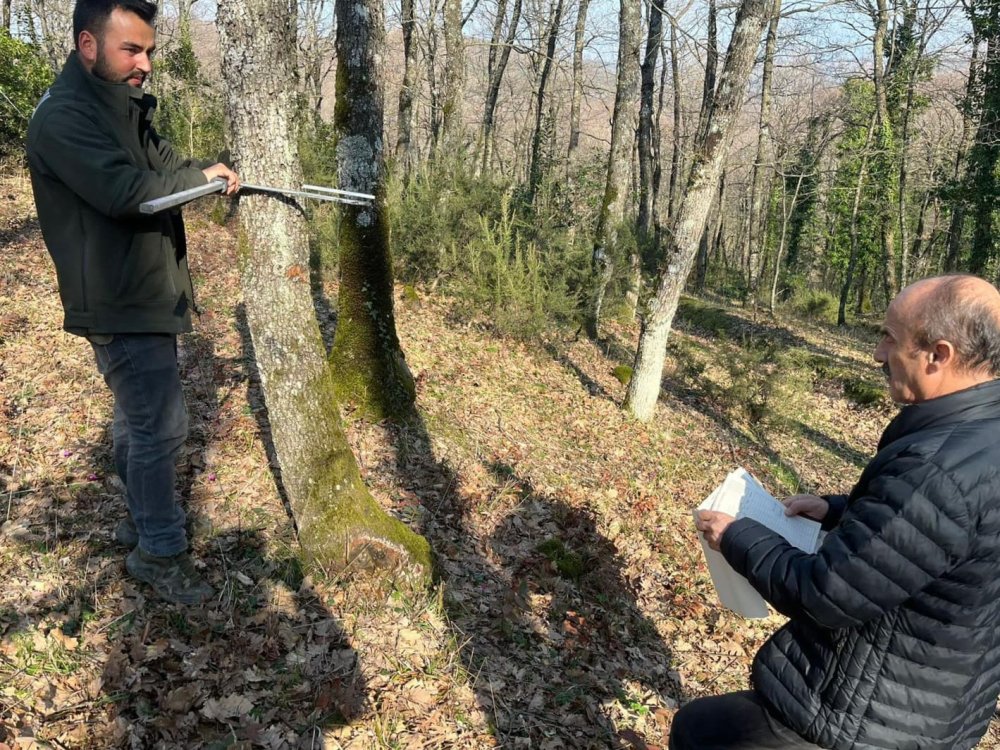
[720,457,971,629]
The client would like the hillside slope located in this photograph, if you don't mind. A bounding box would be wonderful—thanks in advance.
[1,172,997,749]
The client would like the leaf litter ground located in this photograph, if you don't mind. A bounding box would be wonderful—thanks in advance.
[0,172,997,749]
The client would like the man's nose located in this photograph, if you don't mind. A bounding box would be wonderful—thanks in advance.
[137,53,152,73]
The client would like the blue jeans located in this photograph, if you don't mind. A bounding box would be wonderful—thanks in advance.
[91,334,188,556]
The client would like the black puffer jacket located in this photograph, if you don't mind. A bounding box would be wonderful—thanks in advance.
[721,379,1000,750]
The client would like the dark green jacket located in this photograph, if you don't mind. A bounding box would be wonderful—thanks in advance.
[27,52,209,336]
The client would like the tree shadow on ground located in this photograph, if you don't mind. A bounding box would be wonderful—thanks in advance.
[97,528,364,748]
[791,420,871,470]
[542,341,612,401]
[0,331,363,747]
[389,415,683,748]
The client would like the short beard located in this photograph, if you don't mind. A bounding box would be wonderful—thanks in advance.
[91,44,144,85]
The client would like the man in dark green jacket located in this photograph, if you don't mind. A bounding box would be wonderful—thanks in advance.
[686,274,1000,749]
[26,0,239,605]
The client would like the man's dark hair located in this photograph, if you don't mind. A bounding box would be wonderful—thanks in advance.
[912,274,1000,376]
[73,0,157,49]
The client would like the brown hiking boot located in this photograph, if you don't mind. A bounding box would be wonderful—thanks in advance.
[125,547,214,605]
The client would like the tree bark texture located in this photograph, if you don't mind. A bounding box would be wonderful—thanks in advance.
[217,0,430,577]
[331,0,417,420]
[395,0,419,175]
[637,0,665,240]
[584,0,641,339]
[668,18,684,222]
[745,0,780,305]
[568,0,591,158]
[839,116,877,325]
[871,0,899,301]
[968,4,1000,275]
[696,0,718,146]
[623,0,770,421]
[441,0,467,154]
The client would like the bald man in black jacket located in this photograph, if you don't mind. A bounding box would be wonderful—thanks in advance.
[685,274,1000,750]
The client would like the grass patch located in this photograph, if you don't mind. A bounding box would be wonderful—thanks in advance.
[843,377,886,406]
[536,538,587,581]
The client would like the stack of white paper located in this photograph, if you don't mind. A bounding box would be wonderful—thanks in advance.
[694,468,822,618]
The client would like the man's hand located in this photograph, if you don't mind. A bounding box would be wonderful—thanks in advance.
[202,163,240,195]
[782,494,829,521]
[695,510,735,551]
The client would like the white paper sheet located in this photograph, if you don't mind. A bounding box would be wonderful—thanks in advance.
[694,468,821,618]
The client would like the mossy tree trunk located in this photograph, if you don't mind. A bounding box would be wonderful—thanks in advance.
[623,0,770,421]
[330,0,416,421]
[217,0,430,578]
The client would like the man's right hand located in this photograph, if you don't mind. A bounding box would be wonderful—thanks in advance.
[783,494,829,521]
[202,163,240,195]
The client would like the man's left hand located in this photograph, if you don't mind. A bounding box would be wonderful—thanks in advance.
[203,163,241,195]
[695,510,736,551]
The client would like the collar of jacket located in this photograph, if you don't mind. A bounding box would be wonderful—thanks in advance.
[60,51,158,122]
[878,378,1000,451]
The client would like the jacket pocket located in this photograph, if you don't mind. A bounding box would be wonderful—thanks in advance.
[111,232,174,303]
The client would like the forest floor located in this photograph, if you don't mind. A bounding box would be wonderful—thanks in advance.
[0,169,998,750]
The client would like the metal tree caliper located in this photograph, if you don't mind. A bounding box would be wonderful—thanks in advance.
[139,178,374,215]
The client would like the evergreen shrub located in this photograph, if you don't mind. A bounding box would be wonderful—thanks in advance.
[388,164,589,339]
[0,31,52,158]
[792,289,839,324]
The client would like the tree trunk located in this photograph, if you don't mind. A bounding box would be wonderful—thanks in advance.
[568,0,591,159]
[967,4,1000,275]
[481,0,523,172]
[667,18,684,223]
[745,0,780,306]
[330,0,416,420]
[945,33,980,271]
[217,0,430,577]
[426,0,443,154]
[623,0,770,421]
[395,0,419,176]
[3,0,12,32]
[695,171,725,291]
[696,0,718,145]
[871,0,898,300]
[528,0,565,201]
[584,0,641,339]
[638,0,665,241]
[769,168,806,312]
[839,116,877,325]
[651,32,670,239]
[441,0,466,155]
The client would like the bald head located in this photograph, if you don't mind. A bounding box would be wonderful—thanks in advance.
[905,274,1000,376]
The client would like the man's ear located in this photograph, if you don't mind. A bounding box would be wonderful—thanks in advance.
[928,340,956,370]
[78,29,98,65]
